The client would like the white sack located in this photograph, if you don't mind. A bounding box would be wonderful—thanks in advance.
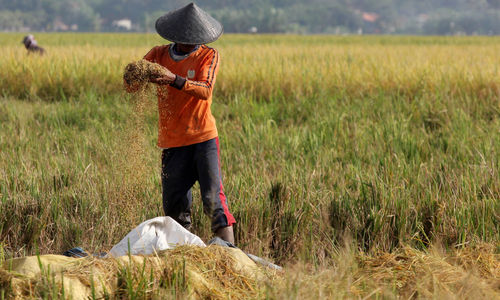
[108,216,206,257]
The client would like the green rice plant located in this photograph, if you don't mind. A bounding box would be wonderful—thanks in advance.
[0,34,498,298]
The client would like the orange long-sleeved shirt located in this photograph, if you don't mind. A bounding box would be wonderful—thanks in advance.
[143,44,220,148]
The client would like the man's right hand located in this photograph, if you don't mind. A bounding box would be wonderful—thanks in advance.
[150,67,176,85]
[150,76,174,85]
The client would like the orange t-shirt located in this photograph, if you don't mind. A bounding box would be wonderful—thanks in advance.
[143,44,220,148]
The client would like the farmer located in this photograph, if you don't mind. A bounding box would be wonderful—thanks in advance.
[125,3,236,243]
[22,34,45,55]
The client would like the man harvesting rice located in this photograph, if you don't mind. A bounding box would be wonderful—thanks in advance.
[125,3,236,244]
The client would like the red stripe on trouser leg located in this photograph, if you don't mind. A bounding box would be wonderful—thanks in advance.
[215,137,236,226]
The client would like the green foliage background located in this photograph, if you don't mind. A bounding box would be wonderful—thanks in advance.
[3,0,500,34]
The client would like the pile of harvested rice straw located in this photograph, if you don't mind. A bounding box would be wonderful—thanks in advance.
[356,245,500,299]
[271,244,500,299]
[0,246,272,299]
[1,244,498,299]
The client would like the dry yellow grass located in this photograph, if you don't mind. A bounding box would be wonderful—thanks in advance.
[2,36,500,101]
[269,244,500,299]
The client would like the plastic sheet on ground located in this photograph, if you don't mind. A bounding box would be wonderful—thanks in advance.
[108,216,206,257]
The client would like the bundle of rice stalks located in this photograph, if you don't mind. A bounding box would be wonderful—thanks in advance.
[358,245,500,299]
[451,243,500,279]
[266,244,499,299]
[0,246,272,300]
[123,59,168,89]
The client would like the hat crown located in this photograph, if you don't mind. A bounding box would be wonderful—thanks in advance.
[155,2,223,45]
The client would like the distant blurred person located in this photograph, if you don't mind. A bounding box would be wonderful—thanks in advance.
[22,35,45,55]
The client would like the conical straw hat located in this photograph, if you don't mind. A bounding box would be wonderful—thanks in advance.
[155,3,223,45]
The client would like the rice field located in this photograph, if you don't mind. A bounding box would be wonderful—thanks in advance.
[0,33,499,298]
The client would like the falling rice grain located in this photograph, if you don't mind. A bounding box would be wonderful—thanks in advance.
[109,60,169,226]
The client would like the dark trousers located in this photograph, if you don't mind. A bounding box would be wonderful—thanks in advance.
[161,137,235,233]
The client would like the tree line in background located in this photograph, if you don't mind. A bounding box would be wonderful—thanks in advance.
[2,0,500,35]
